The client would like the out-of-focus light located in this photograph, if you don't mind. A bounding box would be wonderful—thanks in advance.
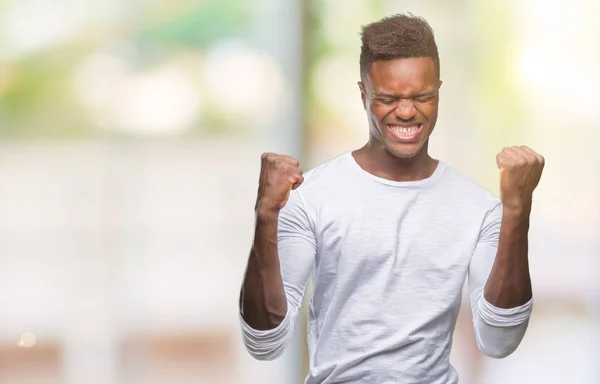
[312,55,364,131]
[111,67,200,135]
[202,41,289,124]
[73,53,128,110]
[0,0,124,59]
[514,0,600,125]
[516,46,600,125]
[18,332,36,348]
[73,53,201,136]
[515,49,549,89]
[1,0,80,58]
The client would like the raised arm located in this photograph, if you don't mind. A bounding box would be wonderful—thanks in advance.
[239,153,316,360]
[484,145,544,307]
[469,146,544,358]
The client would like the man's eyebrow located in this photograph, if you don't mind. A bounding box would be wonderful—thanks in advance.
[372,89,438,98]
[372,92,398,98]
[412,89,438,97]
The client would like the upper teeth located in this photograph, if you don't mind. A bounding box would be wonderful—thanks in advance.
[390,125,419,136]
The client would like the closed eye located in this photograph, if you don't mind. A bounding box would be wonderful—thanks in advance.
[414,95,436,103]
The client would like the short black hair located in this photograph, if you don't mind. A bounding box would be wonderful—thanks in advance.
[360,14,440,81]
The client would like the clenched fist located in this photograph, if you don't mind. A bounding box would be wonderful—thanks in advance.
[255,152,304,213]
[496,146,545,211]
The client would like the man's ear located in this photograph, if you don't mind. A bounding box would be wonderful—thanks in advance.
[358,81,367,110]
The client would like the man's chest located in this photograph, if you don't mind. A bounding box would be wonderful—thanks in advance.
[312,202,483,295]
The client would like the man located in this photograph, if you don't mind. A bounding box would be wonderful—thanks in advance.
[239,14,544,384]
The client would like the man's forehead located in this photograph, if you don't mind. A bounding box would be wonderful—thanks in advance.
[365,58,438,88]
[366,75,439,92]
[369,57,436,76]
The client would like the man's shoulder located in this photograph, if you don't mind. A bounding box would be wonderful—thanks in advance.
[299,151,353,187]
[439,163,501,208]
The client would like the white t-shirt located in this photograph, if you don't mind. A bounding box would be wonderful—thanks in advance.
[240,152,533,384]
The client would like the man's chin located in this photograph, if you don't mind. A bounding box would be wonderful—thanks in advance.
[384,143,423,159]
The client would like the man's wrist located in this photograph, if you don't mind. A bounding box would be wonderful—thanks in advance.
[501,197,532,216]
[255,200,281,223]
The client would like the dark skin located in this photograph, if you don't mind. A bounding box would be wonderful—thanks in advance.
[240,153,303,330]
[240,57,544,331]
[488,144,544,307]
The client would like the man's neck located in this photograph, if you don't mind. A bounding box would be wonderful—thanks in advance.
[352,141,438,182]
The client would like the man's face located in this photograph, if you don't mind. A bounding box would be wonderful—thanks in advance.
[359,57,441,159]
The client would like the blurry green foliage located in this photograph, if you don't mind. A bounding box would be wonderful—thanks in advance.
[0,0,253,139]
[137,0,252,49]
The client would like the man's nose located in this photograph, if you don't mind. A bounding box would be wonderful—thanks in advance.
[394,99,416,120]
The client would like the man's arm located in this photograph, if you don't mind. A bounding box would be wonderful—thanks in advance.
[239,153,316,360]
[484,146,544,308]
[240,208,288,331]
[468,203,533,358]
[468,146,544,358]
[483,204,532,308]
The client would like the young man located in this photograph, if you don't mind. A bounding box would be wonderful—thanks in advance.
[239,14,544,384]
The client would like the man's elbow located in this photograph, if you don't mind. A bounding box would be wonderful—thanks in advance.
[239,312,292,361]
[480,346,516,359]
[244,344,286,361]
[478,339,521,359]
[473,308,531,359]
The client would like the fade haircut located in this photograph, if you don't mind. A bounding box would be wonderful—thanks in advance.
[360,14,440,82]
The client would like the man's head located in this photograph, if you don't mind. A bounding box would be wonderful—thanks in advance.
[358,14,442,159]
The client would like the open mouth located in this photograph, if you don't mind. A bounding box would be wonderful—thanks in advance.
[387,124,423,142]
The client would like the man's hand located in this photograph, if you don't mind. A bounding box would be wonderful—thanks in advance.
[256,152,303,214]
[496,146,545,212]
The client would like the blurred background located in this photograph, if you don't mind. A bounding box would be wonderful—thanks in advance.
[0,0,598,383]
